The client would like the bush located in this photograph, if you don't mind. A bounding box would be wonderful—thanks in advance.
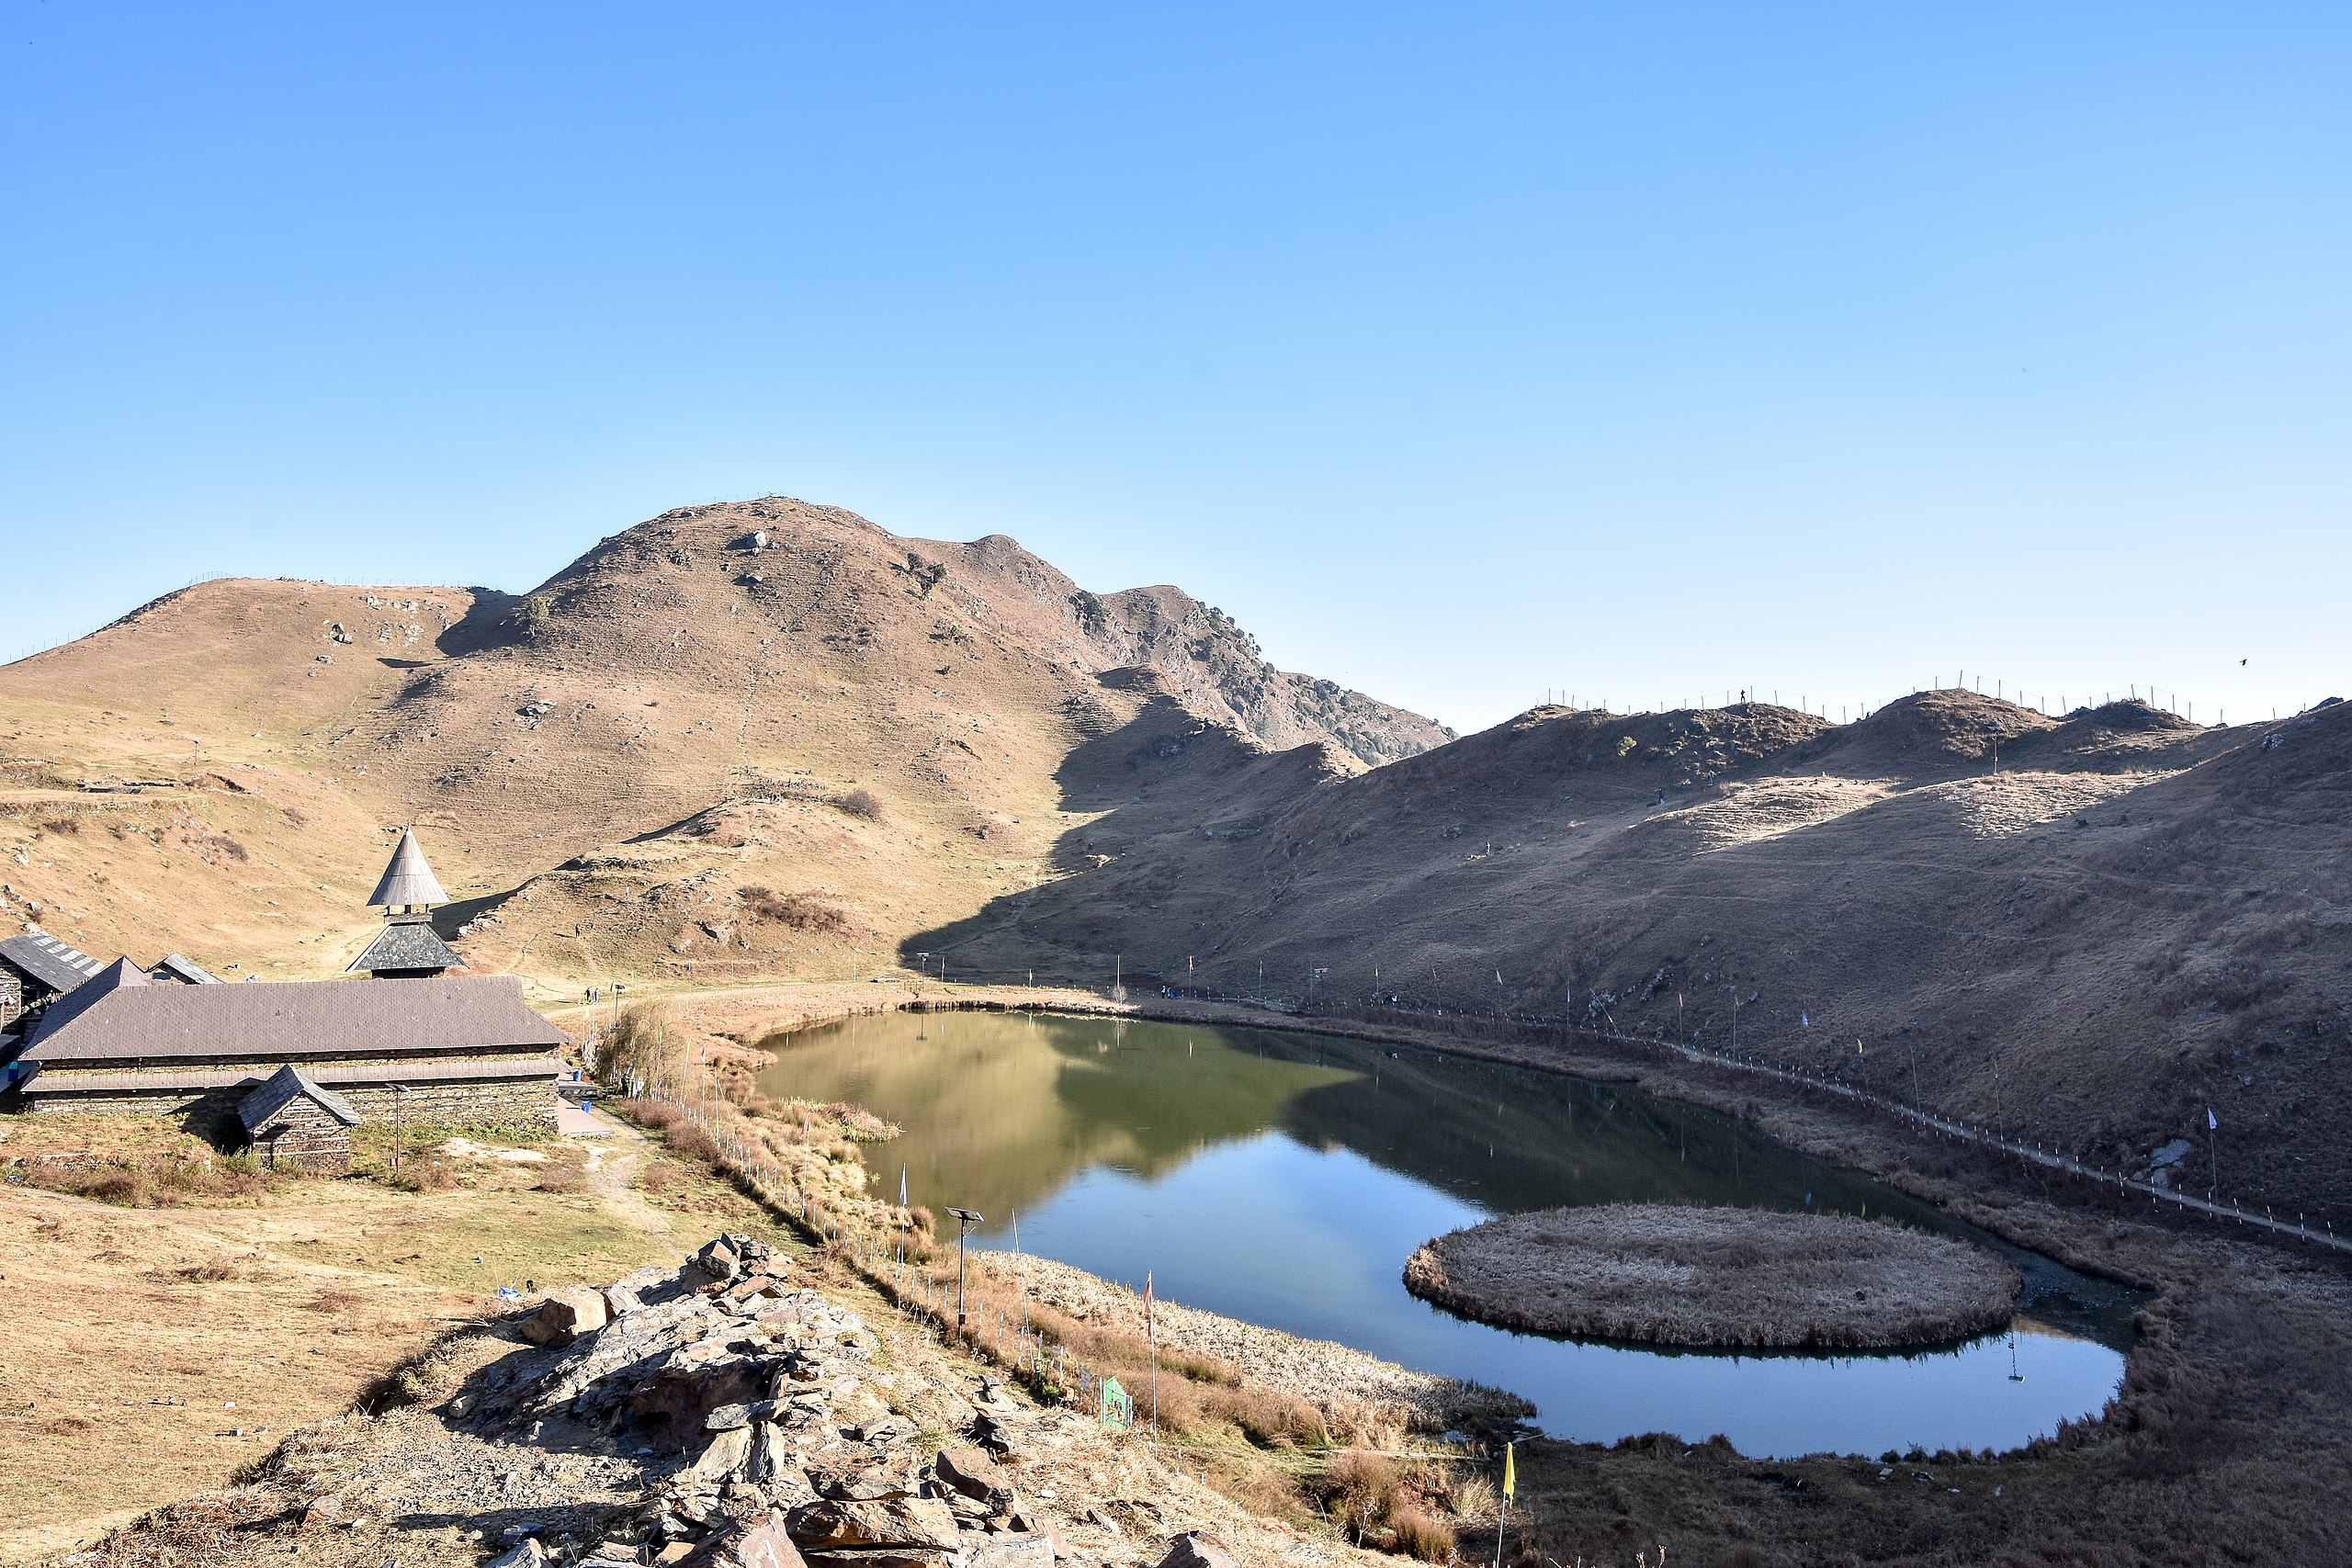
[1389,1506,1455,1562]
[512,594,553,640]
[833,787,884,821]
[741,886,851,933]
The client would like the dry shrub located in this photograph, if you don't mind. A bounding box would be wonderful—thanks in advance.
[177,1257,250,1283]
[832,787,884,820]
[741,886,851,933]
[306,1287,368,1314]
[535,1165,588,1194]
[1206,1383,1329,1449]
[663,1119,721,1164]
[392,1156,458,1192]
[40,815,80,835]
[1318,1450,1402,1535]
[1449,1472,1498,1520]
[66,1167,154,1206]
[1388,1505,1454,1562]
[640,1157,685,1193]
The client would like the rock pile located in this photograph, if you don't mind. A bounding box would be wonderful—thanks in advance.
[471,1235,1092,1568]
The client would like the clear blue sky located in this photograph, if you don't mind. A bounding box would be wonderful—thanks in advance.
[4,4,2345,733]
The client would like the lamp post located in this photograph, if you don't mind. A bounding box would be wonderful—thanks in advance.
[946,1207,983,1330]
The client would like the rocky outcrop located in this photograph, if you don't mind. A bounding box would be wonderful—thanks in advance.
[475,1235,1075,1568]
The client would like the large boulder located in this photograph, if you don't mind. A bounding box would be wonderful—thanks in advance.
[676,1514,806,1568]
[785,1498,959,1552]
[520,1287,609,1347]
[933,1445,1012,1506]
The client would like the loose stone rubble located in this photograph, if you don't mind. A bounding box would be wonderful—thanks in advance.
[431,1235,1338,1568]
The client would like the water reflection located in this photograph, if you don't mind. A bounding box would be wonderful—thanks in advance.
[754,1010,2138,1457]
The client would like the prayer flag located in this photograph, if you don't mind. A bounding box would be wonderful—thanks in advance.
[2208,1107,2218,1131]
[1802,1010,1811,1028]
[1502,1441,1515,1500]
[899,1165,908,1207]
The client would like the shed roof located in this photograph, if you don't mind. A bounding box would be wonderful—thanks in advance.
[239,1064,362,1130]
[346,920,462,976]
[152,953,220,985]
[0,931,107,996]
[22,973,568,1065]
[368,829,449,909]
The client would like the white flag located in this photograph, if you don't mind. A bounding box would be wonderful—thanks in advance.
[2207,1107,2218,1132]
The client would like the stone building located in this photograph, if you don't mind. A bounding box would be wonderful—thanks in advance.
[238,1064,361,1172]
[0,931,104,1036]
[11,831,567,1131]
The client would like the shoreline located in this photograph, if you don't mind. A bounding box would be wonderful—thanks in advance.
[971,1249,1535,1435]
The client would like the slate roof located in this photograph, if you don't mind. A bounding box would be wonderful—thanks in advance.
[368,829,450,909]
[152,953,220,985]
[347,920,461,976]
[21,973,569,1066]
[0,931,107,996]
[238,1064,362,1130]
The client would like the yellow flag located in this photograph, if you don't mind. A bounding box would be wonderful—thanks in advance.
[1502,1440,1515,1500]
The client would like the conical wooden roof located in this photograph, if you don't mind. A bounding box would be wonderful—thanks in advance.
[367,829,449,909]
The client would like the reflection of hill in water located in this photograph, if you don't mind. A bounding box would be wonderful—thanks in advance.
[752,1011,1355,1223]
[1257,1033,1933,1222]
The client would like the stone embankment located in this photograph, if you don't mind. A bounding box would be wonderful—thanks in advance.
[979,1253,1532,1434]
[1403,1204,2020,1350]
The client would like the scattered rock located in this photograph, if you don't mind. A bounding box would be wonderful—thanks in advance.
[488,1539,546,1568]
[521,1286,611,1347]
[1156,1533,1238,1568]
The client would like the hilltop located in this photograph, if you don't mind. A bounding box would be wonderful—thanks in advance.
[0,496,1445,997]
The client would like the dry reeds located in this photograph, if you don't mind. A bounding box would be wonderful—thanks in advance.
[1404,1203,2019,1349]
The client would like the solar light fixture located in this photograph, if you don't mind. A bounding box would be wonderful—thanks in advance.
[945,1207,984,1328]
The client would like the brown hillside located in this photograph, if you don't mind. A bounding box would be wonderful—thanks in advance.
[0,497,1444,999]
[914,692,2352,1222]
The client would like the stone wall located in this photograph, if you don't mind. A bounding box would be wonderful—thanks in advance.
[255,1098,352,1173]
[337,1077,556,1132]
[29,1062,559,1134]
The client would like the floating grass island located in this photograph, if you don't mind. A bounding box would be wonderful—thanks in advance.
[1403,1203,2022,1350]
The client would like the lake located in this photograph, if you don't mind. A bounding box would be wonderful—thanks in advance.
[752,1008,2139,1459]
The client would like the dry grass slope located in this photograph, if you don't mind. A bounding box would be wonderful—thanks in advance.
[1402,1203,2019,1349]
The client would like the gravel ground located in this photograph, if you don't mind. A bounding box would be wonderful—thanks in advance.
[974,1252,1533,1431]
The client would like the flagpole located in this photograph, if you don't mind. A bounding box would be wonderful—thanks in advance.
[1147,1271,1159,1453]
[1494,1440,1513,1567]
